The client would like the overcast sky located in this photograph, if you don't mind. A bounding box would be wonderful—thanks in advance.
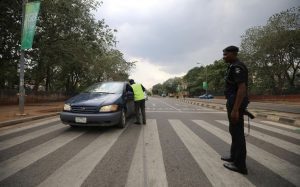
[94,0,299,88]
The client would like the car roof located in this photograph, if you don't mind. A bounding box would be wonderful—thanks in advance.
[95,81,127,84]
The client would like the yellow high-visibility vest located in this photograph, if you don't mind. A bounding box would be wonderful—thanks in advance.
[131,83,144,101]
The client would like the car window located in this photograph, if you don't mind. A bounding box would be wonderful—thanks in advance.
[85,82,124,94]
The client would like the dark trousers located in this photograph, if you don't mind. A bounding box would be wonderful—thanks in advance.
[134,99,146,123]
[226,102,247,169]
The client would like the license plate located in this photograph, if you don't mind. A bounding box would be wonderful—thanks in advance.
[75,117,87,123]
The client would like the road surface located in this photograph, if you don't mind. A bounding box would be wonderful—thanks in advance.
[0,97,299,187]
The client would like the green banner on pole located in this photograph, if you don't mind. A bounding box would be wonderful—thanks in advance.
[21,1,40,49]
[203,82,208,89]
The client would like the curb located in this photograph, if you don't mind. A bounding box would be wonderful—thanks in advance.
[0,112,59,128]
[179,99,300,127]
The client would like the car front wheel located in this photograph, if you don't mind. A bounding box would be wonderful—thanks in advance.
[117,109,126,128]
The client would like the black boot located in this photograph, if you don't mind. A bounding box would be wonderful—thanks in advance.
[221,156,234,162]
[223,163,248,175]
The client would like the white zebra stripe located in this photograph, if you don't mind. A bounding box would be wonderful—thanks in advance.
[170,119,254,187]
[143,119,168,187]
[193,120,300,186]
[38,128,125,187]
[126,124,145,187]
[261,121,300,131]
[216,120,300,155]
[0,130,84,181]
[250,121,300,140]
[0,117,60,137]
[0,124,64,151]
[126,119,170,187]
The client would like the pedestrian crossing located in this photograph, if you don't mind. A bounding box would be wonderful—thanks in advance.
[0,117,299,187]
[0,130,84,181]
[146,107,215,111]
[38,127,124,187]
[194,120,300,186]
[261,121,300,131]
[250,121,300,140]
[170,119,254,187]
[126,119,168,187]
[216,120,300,155]
[0,124,62,151]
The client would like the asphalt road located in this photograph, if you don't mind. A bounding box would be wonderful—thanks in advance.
[0,97,299,187]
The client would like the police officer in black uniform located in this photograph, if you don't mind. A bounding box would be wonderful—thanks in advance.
[221,46,249,175]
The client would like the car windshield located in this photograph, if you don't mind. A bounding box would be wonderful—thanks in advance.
[84,82,123,94]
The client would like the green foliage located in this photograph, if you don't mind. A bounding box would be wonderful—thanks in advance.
[0,0,134,94]
[0,1,22,88]
[162,77,182,94]
[152,83,164,95]
[240,6,300,95]
[182,61,227,96]
[183,67,204,96]
[206,60,227,95]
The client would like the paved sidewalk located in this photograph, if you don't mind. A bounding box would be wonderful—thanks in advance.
[0,102,63,127]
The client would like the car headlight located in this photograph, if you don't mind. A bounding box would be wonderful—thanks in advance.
[99,105,118,112]
[64,104,71,111]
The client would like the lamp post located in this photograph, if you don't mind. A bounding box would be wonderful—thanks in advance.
[18,0,28,115]
[197,63,208,95]
[18,0,40,115]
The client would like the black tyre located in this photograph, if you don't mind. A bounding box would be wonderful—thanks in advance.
[117,109,126,128]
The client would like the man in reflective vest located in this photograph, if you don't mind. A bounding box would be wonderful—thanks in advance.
[129,79,146,124]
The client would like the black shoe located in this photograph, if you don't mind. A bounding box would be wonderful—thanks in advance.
[143,121,146,125]
[134,121,141,125]
[221,156,234,162]
[223,163,248,175]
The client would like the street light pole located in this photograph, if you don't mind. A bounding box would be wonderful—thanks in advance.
[18,0,28,115]
[205,66,207,95]
[197,63,208,95]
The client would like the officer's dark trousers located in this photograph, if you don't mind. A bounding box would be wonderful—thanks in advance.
[226,103,247,169]
[134,99,146,123]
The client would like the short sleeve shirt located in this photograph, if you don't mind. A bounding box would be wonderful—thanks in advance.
[224,61,248,98]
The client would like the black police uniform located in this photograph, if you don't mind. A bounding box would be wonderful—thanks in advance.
[224,60,249,170]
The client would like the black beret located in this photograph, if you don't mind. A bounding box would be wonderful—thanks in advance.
[129,79,135,84]
[223,46,239,53]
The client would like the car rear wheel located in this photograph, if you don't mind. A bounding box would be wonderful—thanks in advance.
[117,109,126,128]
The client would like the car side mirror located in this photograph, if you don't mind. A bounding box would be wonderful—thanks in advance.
[126,91,134,100]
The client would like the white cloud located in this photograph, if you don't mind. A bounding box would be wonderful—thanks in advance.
[95,0,299,87]
[128,57,185,89]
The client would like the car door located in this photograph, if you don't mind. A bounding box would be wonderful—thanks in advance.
[124,83,135,116]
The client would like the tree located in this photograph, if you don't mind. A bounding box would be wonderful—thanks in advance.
[162,77,182,94]
[152,83,164,95]
[206,60,227,95]
[183,67,203,96]
[0,0,134,95]
[0,1,22,88]
[240,7,300,94]
[182,61,227,96]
